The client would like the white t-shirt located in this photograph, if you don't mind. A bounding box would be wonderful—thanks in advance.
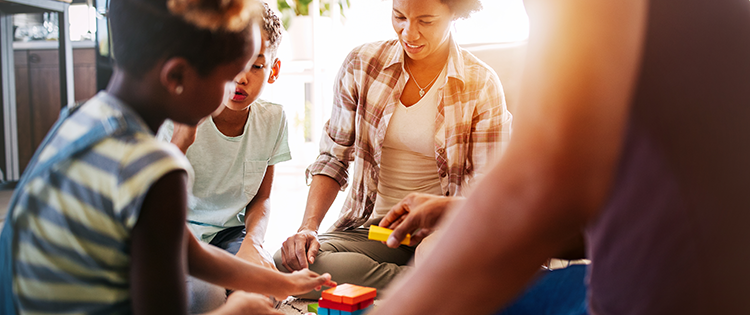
[157,99,291,242]
[373,67,447,217]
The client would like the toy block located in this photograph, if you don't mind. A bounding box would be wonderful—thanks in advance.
[308,302,319,313]
[358,299,374,309]
[320,297,374,312]
[342,287,376,304]
[319,308,342,315]
[368,225,410,245]
[322,284,377,305]
[341,305,373,315]
[321,288,342,303]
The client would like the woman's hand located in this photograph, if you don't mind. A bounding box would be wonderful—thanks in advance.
[279,229,320,271]
[379,193,464,248]
[210,291,282,315]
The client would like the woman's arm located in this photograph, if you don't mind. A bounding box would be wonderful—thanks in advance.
[279,175,341,271]
[466,68,513,183]
[371,1,647,314]
[280,51,361,271]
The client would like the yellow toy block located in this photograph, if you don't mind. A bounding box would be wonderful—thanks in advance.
[368,225,410,245]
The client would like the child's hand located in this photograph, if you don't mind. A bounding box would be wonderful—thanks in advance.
[281,269,336,298]
[215,291,282,315]
[171,118,206,153]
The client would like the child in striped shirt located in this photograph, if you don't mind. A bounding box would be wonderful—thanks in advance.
[0,0,332,314]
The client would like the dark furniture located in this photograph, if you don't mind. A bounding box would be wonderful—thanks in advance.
[0,0,73,181]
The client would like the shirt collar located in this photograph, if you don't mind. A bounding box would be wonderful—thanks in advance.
[94,91,153,135]
[385,35,466,89]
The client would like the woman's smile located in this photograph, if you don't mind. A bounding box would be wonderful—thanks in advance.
[402,41,424,54]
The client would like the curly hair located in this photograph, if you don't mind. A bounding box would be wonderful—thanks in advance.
[109,0,262,77]
[260,2,283,56]
[441,0,482,19]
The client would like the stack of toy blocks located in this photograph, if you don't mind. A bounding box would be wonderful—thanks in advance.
[317,283,376,315]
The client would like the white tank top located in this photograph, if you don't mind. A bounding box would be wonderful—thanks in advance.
[373,66,447,217]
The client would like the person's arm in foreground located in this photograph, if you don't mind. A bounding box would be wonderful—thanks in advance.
[236,165,277,269]
[131,171,283,315]
[279,175,341,271]
[371,1,647,314]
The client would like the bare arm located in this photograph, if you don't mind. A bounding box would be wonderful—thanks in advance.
[130,171,189,315]
[187,227,334,300]
[236,166,276,269]
[371,1,647,314]
[279,175,340,271]
[170,122,198,154]
[131,171,289,315]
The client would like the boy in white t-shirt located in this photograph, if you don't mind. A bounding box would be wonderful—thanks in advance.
[158,3,291,312]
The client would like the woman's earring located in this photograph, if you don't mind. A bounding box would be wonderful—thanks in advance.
[175,86,184,95]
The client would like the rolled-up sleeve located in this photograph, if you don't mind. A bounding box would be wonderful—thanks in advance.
[468,70,513,182]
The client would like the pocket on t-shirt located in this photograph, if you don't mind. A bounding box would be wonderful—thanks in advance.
[243,160,268,197]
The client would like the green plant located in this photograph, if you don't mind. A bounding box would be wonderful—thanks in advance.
[277,0,350,30]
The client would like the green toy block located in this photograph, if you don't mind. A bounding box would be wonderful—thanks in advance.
[308,302,319,313]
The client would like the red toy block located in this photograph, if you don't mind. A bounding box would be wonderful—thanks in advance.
[321,284,377,305]
[358,298,373,309]
[319,297,374,312]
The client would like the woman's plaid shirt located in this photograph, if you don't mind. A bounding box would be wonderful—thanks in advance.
[307,38,513,231]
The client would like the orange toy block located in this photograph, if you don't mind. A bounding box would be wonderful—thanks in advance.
[368,225,410,245]
[321,284,377,305]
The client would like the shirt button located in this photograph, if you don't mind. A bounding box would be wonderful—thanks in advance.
[437,148,445,154]
[440,172,447,178]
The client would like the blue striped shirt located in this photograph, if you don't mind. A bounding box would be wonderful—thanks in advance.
[6,92,190,314]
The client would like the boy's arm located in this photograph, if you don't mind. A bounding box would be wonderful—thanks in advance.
[130,170,189,315]
[236,165,276,269]
[170,122,199,154]
[371,1,647,314]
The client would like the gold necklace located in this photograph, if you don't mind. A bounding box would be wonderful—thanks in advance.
[405,63,441,98]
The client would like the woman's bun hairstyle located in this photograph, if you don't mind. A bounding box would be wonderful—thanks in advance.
[441,0,482,19]
[109,0,262,78]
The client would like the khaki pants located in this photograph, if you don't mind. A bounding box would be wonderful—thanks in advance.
[273,219,415,299]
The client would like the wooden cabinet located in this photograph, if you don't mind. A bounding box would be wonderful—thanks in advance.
[13,47,96,172]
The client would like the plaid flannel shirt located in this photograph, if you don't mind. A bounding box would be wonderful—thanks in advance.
[307,38,513,231]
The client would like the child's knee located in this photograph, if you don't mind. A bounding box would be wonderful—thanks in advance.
[187,276,226,313]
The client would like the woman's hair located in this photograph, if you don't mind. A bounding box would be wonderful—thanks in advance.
[440,0,482,19]
[260,2,283,57]
[109,0,262,78]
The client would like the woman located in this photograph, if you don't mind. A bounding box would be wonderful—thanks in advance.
[274,0,512,296]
